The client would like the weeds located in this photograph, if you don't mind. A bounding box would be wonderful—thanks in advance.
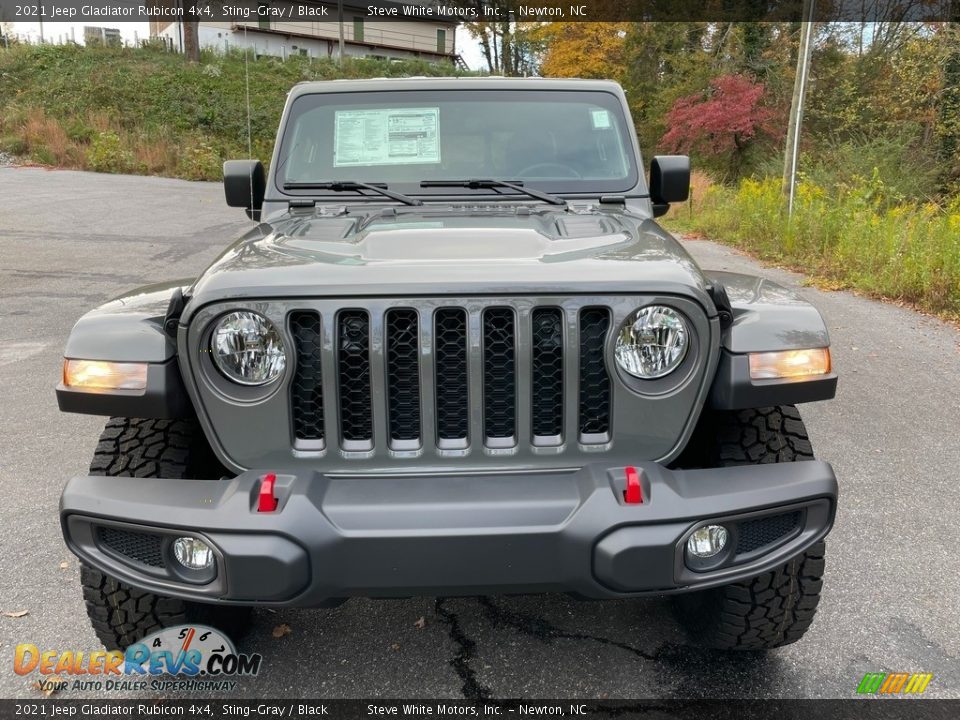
[667,175,960,319]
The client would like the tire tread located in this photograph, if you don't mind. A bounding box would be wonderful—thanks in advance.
[673,405,826,650]
[81,417,248,650]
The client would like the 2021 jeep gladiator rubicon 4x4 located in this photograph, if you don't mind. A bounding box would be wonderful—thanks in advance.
[57,77,837,651]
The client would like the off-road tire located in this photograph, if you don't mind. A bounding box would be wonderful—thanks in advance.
[81,417,251,650]
[672,405,827,650]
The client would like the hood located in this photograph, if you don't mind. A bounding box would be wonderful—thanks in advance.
[185,205,711,317]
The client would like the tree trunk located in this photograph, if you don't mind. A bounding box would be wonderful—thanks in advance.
[182,8,200,63]
[501,23,513,75]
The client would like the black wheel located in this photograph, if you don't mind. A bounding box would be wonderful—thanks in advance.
[81,417,251,650]
[672,406,827,650]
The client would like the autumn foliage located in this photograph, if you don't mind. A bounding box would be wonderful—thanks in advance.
[535,23,630,80]
[661,74,779,176]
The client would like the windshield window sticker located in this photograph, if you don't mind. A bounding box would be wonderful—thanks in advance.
[334,107,441,167]
[590,109,611,129]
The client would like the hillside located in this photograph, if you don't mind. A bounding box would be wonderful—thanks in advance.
[0,43,473,180]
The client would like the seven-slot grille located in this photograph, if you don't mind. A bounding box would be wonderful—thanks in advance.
[289,303,613,453]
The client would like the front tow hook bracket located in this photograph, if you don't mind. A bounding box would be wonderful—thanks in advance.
[257,473,279,512]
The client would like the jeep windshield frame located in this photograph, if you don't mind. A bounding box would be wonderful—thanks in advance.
[272,89,642,202]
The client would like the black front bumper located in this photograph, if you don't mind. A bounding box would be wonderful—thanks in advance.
[60,461,837,605]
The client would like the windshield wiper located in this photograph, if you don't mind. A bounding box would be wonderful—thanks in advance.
[283,181,423,206]
[420,179,566,206]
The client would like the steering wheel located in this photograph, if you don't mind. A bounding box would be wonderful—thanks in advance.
[515,162,582,179]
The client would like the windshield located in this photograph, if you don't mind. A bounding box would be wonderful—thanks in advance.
[275,89,640,198]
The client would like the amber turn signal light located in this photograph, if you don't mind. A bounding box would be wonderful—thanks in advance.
[748,348,831,380]
[63,359,148,391]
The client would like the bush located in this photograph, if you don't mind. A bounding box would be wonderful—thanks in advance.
[30,144,56,165]
[64,118,95,144]
[0,135,27,155]
[752,131,941,205]
[179,139,221,181]
[86,130,135,173]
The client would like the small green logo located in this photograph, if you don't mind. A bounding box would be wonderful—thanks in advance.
[857,672,932,695]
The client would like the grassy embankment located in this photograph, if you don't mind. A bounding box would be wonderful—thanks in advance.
[665,172,960,320]
[0,43,471,180]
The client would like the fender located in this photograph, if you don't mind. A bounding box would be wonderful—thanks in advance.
[705,271,838,410]
[56,281,194,418]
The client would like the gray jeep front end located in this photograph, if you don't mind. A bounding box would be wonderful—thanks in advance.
[56,77,838,608]
[56,275,837,606]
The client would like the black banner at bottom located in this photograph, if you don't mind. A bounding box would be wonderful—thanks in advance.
[1,700,959,720]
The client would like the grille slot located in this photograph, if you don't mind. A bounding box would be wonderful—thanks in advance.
[578,307,611,440]
[736,511,802,554]
[434,308,469,446]
[386,309,421,448]
[336,310,373,448]
[98,527,165,568]
[531,308,564,441]
[483,308,517,444]
[290,311,324,446]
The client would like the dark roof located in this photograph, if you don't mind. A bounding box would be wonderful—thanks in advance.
[290,76,624,97]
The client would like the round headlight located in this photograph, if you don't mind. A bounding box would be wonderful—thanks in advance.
[211,311,286,385]
[615,306,688,379]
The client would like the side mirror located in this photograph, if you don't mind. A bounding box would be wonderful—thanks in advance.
[223,160,265,220]
[649,155,690,217]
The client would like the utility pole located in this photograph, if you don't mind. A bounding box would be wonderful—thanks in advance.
[337,0,345,64]
[782,0,816,217]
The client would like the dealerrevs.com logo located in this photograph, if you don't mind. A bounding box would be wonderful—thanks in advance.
[14,624,262,694]
[856,672,934,695]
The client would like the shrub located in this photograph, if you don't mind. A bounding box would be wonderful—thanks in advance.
[64,118,95,144]
[86,130,135,173]
[30,144,56,165]
[0,135,27,155]
[179,139,222,181]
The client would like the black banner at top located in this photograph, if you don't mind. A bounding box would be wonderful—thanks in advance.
[1,0,960,24]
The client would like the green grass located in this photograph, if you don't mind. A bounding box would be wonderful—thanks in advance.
[666,175,960,320]
[0,43,474,179]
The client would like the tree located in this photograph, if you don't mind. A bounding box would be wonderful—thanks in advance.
[535,22,630,80]
[463,20,539,76]
[661,74,778,178]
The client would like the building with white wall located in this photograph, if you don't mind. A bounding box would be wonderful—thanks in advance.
[150,1,462,65]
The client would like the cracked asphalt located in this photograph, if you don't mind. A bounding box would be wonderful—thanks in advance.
[1,167,958,700]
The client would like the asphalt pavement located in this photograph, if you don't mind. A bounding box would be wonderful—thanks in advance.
[1,167,958,700]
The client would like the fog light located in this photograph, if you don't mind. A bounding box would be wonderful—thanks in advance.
[173,537,214,570]
[686,525,728,558]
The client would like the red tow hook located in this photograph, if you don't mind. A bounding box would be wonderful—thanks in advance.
[623,466,643,504]
[258,473,279,512]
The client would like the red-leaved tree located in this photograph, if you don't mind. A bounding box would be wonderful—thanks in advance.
[661,74,778,178]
